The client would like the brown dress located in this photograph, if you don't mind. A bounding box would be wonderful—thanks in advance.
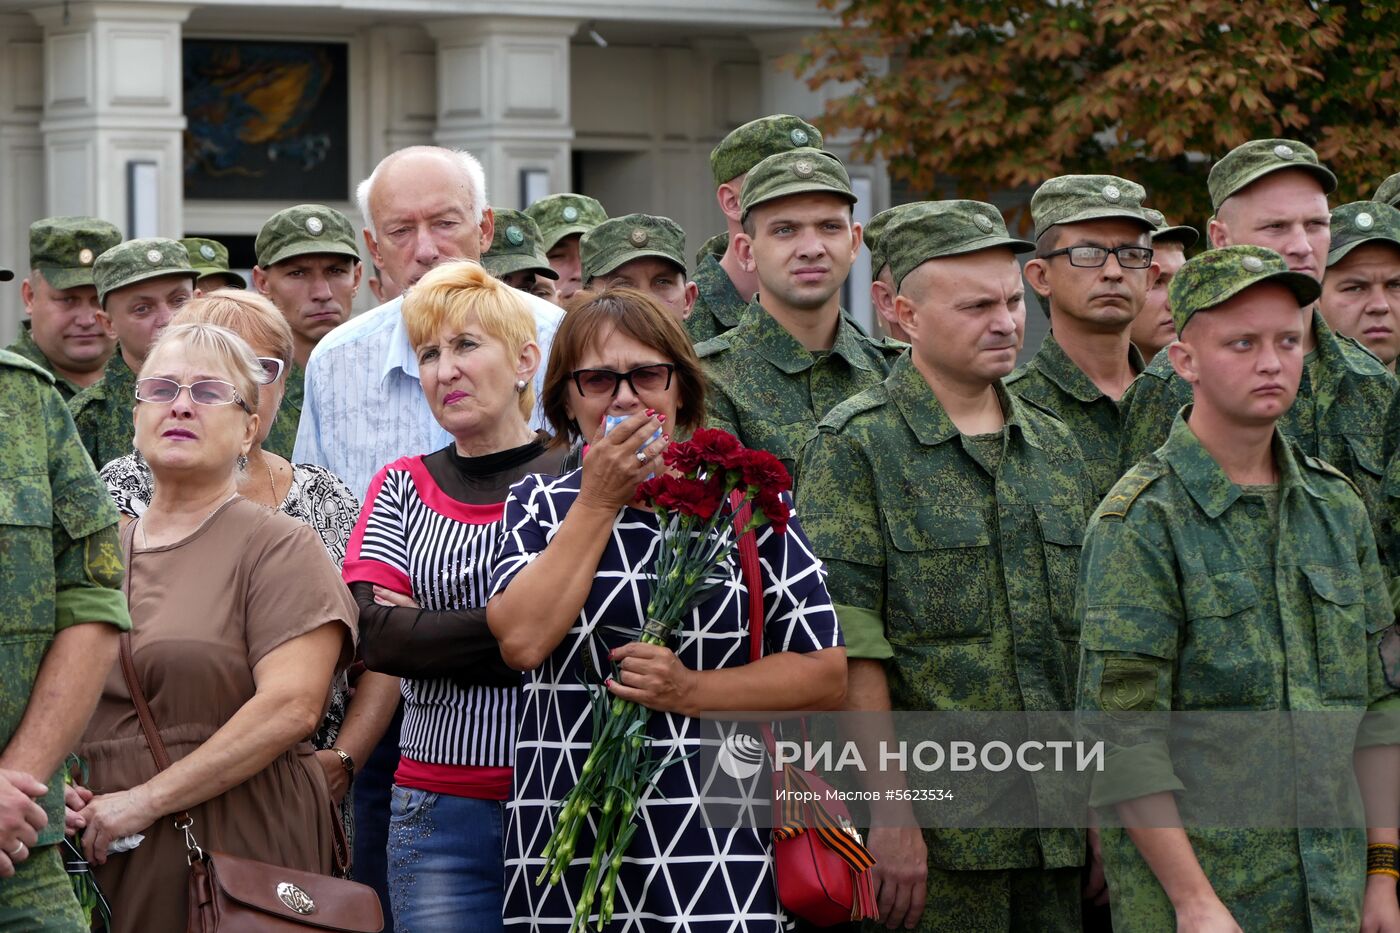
[78,496,358,933]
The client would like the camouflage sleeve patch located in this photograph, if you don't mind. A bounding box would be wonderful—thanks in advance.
[1099,657,1160,716]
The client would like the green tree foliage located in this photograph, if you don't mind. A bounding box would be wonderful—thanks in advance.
[795,0,1400,225]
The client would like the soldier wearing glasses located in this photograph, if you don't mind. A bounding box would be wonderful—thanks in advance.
[1010,175,1160,504]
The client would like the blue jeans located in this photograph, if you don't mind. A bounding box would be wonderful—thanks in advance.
[388,786,505,933]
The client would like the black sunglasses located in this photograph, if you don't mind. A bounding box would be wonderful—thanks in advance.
[570,364,676,398]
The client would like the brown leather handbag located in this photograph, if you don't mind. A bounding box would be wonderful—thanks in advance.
[118,630,384,932]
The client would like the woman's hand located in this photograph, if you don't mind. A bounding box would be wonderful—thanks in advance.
[64,782,93,836]
[372,586,419,609]
[313,750,351,805]
[576,411,669,513]
[77,785,158,865]
[606,642,698,715]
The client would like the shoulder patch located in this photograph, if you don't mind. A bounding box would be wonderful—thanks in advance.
[1097,462,1165,520]
[1302,452,1363,498]
[0,348,55,384]
[818,384,889,433]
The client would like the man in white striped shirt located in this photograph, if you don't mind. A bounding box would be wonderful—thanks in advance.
[294,146,563,501]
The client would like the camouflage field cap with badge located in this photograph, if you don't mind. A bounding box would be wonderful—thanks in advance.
[1207,138,1338,210]
[581,213,688,282]
[256,204,361,268]
[181,237,245,288]
[1168,244,1321,333]
[1326,201,1400,268]
[93,237,196,306]
[1030,174,1155,240]
[883,200,1034,290]
[1144,208,1199,249]
[29,216,122,290]
[709,114,824,186]
[483,209,558,280]
[739,148,856,220]
[525,194,608,252]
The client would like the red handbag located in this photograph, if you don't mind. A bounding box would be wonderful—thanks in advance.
[732,493,879,927]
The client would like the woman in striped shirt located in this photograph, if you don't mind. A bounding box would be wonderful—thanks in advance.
[344,262,566,933]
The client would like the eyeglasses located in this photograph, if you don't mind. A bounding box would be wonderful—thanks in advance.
[570,364,676,398]
[135,377,252,413]
[256,357,285,385]
[1042,245,1155,269]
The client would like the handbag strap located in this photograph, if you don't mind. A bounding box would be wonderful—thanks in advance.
[730,491,779,753]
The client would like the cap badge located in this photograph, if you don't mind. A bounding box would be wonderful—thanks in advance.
[506,225,525,246]
[305,216,324,235]
[1356,212,1375,230]
[629,228,649,247]
[78,248,94,265]
[562,207,579,223]
[790,128,810,146]
[1242,255,1265,272]
[1273,144,1295,160]
[973,213,995,233]
[1145,209,1164,226]
[793,159,815,179]
[1102,184,1122,203]
[145,248,163,265]
[199,244,216,260]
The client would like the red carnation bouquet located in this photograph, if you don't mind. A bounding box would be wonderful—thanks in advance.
[536,429,792,931]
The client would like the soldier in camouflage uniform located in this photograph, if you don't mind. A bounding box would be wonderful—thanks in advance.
[1118,140,1399,600]
[1078,244,1400,933]
[697,148,902,481]
[7,217,121,401]
[1009,175,1159,504]
[581,213,696,320]
[251,204,363,460]
[525,193,607,302]
[181,237,245,291]
[694,231,728,267]
[70,238,196,470]
[798,201,1094,933]
[865,203,919,343]
[482,208,560,306]
[1319,201,1400,373]
[1127,208,1197,365]
[689,114,825,344]
[0,342,131,930]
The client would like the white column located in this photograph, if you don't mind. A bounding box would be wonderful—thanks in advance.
[31,1,191,239]
[361,23,437,170]
[0,13,44,343]
[426,15,578,211]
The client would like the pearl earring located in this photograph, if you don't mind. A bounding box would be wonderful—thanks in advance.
[516,380,527,392]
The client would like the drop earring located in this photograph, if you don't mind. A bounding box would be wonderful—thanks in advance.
[237,454,249,471]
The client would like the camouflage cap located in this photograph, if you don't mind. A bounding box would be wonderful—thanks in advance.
[1207,138,1337,210]
[93,237,196,306]
[1143,207,1199,249]
[865,203,923,277]
[740,148,855,219]
[29,216,123,290]
[255,204,360,268]
[1373,173,1400,208]
[884,200,1034,290]
[1030,174,1153,240]
[483,209,557,280]
[710,114,825,186]
[581,213,688,282]
[525,194,607,251]
[695,231,728,266]
[1169,245,1320,333]
[181,237,246,288]
[1327,201,1400,268]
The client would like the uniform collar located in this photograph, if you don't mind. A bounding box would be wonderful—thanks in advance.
[1160,407,1325,518]
[696,254,748,328]
[1028,332,1145,403]
[744,300,876,375]
[888,352,1034,449]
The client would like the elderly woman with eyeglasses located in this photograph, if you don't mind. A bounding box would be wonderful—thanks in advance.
[93,291,401,860]
[72,322,358,933]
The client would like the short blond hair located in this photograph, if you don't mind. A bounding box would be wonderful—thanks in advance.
[403,260,538,419]
[141,322,264,414]
[174,288,295,369]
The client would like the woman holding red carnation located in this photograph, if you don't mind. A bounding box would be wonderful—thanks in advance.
[487,288,847,931]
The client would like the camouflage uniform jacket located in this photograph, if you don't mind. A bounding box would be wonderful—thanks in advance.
[1078,410,1400,932]
[697,299,904,482]
[0,350,130,848]
[685,252,751,344]
[261,361,304,461]
[68,351,136,470]
[1006,333,1145,505]
[796,352,1094,872]
[4,322,81,401]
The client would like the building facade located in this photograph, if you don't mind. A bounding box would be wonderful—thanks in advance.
[0,0,889,340]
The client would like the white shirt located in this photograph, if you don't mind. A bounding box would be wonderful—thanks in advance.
[293,290,564,500]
